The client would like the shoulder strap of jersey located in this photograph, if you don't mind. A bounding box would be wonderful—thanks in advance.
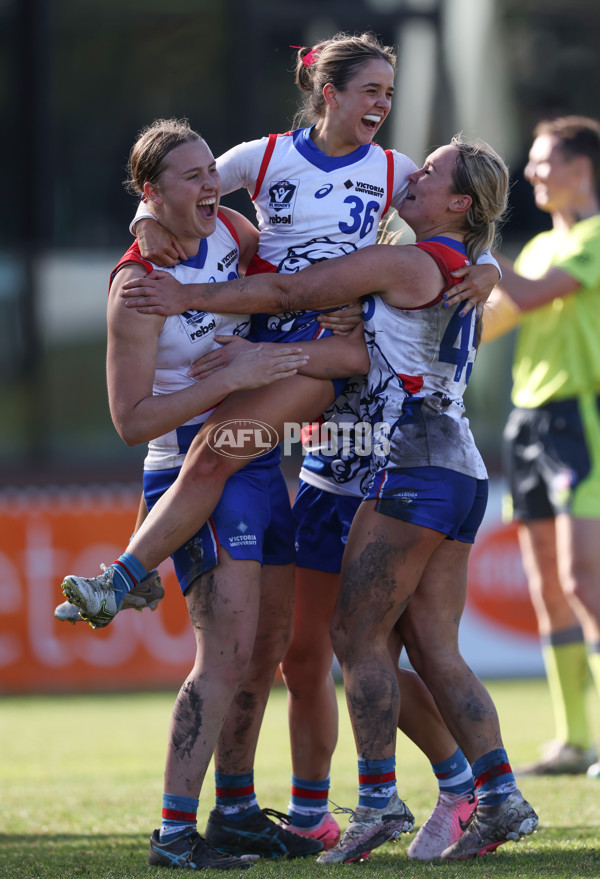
[381,150,394,217]
[414,240,468,303]
[216,209,240,249]
[109,242,153,291]
[251,133,278,201]
[383,149,394,215]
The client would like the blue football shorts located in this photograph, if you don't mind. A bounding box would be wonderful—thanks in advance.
[143,458,295,594]
[292,479,362,574]
[365,466,489,543]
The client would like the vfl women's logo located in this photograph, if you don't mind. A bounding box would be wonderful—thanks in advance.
[268,180,297,210]
[268,178,299,226]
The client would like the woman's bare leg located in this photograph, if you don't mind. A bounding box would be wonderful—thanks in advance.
[214,563,295,775]
[331,501,445,761]
[518,518,594,764]
[400,539,503,763]
[164,552,261,798]
[557,514,600,642]
[397,667,460,763]
[129,376,334,571]
[280,568,340,781]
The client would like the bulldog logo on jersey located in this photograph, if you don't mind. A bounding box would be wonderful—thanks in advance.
[277,236,358,273]
[179,310,217,343]
[268,178,298,224]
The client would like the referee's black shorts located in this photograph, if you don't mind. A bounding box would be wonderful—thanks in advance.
[503,394,600,521]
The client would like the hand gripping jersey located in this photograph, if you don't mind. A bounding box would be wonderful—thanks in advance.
[362,236,487,480]
[217,127,417,342]
[111,212,251,470]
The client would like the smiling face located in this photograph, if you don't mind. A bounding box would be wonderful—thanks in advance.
[524,133,584,215]
[147,139,221,245]
[327,58,394,148]
[398,144,463,234]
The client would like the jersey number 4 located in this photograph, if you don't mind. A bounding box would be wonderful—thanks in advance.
[439,307,475,383]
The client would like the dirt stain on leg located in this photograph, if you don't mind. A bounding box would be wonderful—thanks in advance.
[171,677,206,759]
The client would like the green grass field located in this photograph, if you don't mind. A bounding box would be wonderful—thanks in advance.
[1,679,599,879]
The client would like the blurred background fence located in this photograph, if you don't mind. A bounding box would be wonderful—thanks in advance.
[1,0,599,690]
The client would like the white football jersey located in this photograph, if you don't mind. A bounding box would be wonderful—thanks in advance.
[218,128,417,341]
[362,237,487,480]
[218,127,416,263]
[220,128,417,494]
[111,214,250,471]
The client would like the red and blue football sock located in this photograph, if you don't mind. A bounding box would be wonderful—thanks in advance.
[287,775,330,828]
[159,792,198,841]
[432,748,475,796]
[214,771,260,821]
[110,552,147,608]
[358,756,397,808]
[472,748,517,806]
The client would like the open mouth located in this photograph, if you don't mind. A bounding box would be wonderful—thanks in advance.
[404,191,416,201]
[197,197,217,218]
[362,114,381,130]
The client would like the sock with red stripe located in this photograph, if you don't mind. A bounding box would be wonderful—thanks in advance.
[432,748,474,796]
[287,775,330,828]
[472,748,517,806]
[159,792,198,841]
[110,552,147,609]
[358,756,396,809]
[215,771,260,822]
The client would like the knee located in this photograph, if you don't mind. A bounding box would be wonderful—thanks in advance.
[329,613,352,667]
[330,608,389,668]
[539,577,572,612]
[182,441,238,486]
[280,645,303,688]
[403,632,459,686]
[565,571,595,615]
[277,613,295,661]
[223,652,254,691]
[252,626,293,680]
[194,638,254,690]
[281,642,333,693]
[402,633,430,681]
[282,599,334,688]
[400,620,431,673]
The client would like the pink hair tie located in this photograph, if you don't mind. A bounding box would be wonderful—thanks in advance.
[290,45,319,67]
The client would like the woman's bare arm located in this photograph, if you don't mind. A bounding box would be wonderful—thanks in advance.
[121,243,444,316]
[108,265,308,446]
[189,324,369,383]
